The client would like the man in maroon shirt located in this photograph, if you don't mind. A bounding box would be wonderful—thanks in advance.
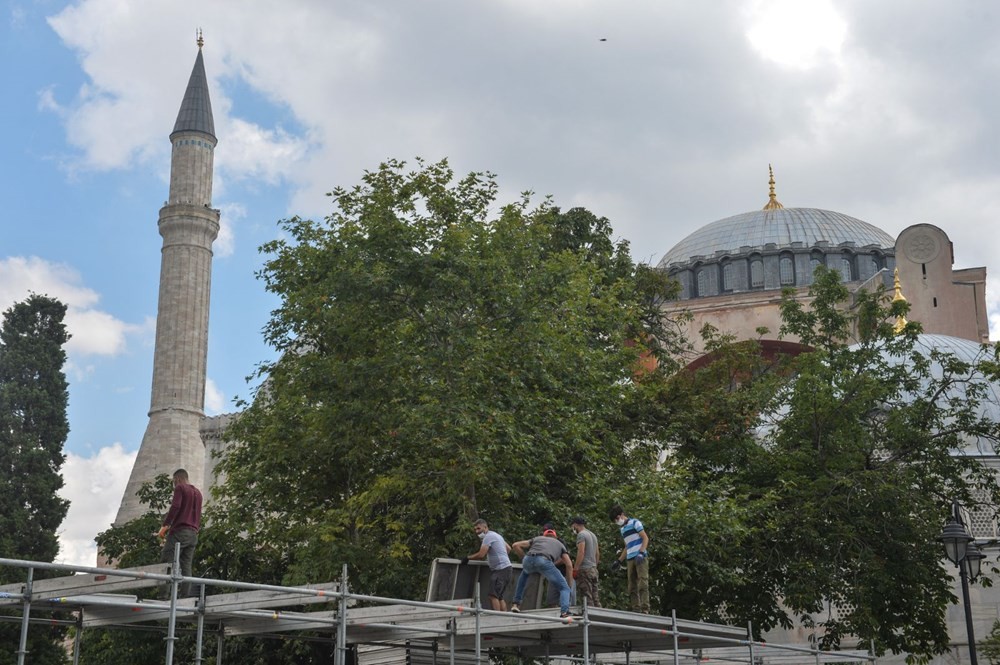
[157,468,203,597]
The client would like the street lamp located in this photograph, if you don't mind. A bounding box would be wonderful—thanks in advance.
[938,502,984,665]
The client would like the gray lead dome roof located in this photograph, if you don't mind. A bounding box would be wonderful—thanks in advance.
[657,208,895,269]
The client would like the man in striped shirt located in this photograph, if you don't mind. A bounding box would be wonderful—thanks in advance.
[609,504,649,613]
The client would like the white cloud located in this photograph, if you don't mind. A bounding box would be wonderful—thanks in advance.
[216,118,309,187]
[745,0,847,69]
[214,202,246,259]
[988,275,1000,343]
[56,444,137,567]
[205,377,226,415]
[0,256,138,357]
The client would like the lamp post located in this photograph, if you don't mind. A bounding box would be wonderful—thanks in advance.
[938,501,984,665]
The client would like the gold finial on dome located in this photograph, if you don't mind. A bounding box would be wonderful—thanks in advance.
[763,164,784,210]
[197,28,204,49]
[892,267,909,334]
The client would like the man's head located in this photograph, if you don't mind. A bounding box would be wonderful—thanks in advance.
[570,516,587,533]
[173,468,189,486]
[608,505,626,525]
[542,528,558,539]
[473,519,489,537]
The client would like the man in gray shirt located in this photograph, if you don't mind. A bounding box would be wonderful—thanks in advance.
[510,529,574,617]
[570,516,600,607]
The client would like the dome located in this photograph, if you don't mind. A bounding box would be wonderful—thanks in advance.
[657,207,895,270]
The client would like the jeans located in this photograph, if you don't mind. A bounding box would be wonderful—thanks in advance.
[513,555,571,614]
[160,527,199,598]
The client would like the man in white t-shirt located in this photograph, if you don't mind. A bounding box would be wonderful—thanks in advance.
[461,519,513,611]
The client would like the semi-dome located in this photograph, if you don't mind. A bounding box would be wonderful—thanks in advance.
[879,334,1000,458]
[657,207,895,270]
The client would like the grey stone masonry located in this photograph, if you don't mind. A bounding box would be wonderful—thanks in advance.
[115,47,219,526]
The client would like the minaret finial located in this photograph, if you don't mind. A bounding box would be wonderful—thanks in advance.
[197,28,204,49]
[763,164,784,210]
[892,267,909,333]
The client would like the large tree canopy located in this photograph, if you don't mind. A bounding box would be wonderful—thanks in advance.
[636,267,1000,659]
[213,158,676,598]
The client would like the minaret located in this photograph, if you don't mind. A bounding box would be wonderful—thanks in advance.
[115,34,219,525]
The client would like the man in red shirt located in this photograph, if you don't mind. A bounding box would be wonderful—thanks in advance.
[157,468,203,598]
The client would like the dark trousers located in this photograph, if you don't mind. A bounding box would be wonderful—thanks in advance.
[160,527,199,597]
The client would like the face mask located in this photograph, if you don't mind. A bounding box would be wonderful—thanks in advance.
[616,517,626,526]
[477,532,486,540]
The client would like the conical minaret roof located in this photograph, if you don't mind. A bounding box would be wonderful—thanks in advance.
[171,45,215,139]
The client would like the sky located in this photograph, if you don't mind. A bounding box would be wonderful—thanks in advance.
[3,0,1000,566]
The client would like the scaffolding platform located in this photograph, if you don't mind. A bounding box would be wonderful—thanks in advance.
[0,556,874,665]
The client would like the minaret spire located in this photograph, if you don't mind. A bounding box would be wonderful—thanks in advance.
[762,164,784,210]
[114,44,220,527]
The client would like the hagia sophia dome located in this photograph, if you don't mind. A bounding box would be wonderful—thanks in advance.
[657,168,897,299]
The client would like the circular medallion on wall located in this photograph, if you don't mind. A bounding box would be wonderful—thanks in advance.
[904,233,940,263]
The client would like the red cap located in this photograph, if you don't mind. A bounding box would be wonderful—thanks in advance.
[543,529,557,538]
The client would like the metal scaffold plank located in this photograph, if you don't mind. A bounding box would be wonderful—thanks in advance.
[0,564,171,607]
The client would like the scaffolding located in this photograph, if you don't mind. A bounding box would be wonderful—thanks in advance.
[0,554,875,665]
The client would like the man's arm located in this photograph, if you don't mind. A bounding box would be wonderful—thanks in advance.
[467,543,491,560]
[574,540,585,571]
[560,553,574,585]
[640,530,650,552]
[157,487,184,539]
[511,539,530,558]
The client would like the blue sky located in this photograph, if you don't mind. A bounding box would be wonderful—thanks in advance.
[4,0,1000,565]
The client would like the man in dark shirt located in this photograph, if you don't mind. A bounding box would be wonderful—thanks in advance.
[157,468,203,598]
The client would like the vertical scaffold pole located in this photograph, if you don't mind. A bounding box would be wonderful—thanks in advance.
[474,581,483,665]
[165,541,181,665]
[747,621,755,665]
[624,641,632,665]
[672,609,680,665]
[194,583,206,664]
[582,597,590,665]
[336,564,349,665]
[449,617,456,665]
[216,624,225,664]
[72,612,83,665]
[16,566,33,665]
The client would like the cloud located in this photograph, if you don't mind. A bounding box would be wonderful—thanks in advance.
[988,276,1000,342]
[40,1,1000,342]
[205,377,226,415]
[0,256,138,357]
[56,444,137,567]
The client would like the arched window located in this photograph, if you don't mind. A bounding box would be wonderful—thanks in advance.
[871,252,884,271]
[809,251,824,280]
[779,255,795,285]
[840,256,853,282]
[722,261,734,292]
[750,258,764,288]
[696,268,709,297]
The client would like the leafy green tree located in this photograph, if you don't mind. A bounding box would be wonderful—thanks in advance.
[639,267,1000,660]
[212,158,676,599]
[0,294,71,665]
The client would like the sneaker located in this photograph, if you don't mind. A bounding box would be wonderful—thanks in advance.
[560,611,572,619]
[510,604,520,613]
